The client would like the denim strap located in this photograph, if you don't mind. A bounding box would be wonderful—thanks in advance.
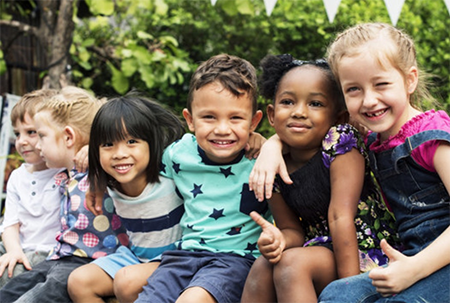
[392,130,450,172]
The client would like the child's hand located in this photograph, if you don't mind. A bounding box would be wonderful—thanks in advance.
[85,189,105,215]
[249,136,292,201]
[245,132,267,159]
[369,239,417,296]
[250,211,285,264]
[74,145,89,172]
[0,251,31,278]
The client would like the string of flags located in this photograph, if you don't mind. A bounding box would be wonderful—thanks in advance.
[211,0,450,26]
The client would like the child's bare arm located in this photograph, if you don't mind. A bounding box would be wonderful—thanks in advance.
[85,189,105,215]
[245,132,267,159]
[328,148,363,278]
[369,142,450,295]
[249,135,292,202]
[73,145,89,172]
[0,224,32,277]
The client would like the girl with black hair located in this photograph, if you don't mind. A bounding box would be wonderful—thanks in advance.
[241,54,399,302]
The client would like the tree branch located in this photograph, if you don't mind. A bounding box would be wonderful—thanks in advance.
[0,20,39,36]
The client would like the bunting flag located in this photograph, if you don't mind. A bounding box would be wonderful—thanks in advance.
[263,0,278,16]
[383,0,405,26]
[445,0,450,15]
[323,0,342,23]
[211,0,450,21]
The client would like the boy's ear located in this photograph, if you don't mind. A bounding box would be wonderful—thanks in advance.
[182,108,195,133]
[266,104,275,127]
[407,66,419,94]
[63,126,76,148]
[250,110,263,132]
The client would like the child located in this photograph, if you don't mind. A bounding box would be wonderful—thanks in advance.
[67,94,185,303]
[240,54,399,302]
[0,86,128,303]
[318,22,450,303]
[134,54,271,303]
[0,89,64,288]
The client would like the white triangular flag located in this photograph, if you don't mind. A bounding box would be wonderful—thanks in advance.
[383,0,405,26]
[445,0,450,16]
[211,0,217,5]
[323,0,341,23]
[264,0,278,16]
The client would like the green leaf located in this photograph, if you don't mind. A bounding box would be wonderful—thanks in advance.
[121,58,138,77]
[78,47,91,62]
[108,63,129,94]
[221,0,238,16]
[81,77,94,89]
[159,35,179,47]
[137,31,154,40]
[132,46,152,64]
[236,0,253,15]
[154,0,168,16]
[139,65,155,88]
[85,0,114,16]
[81,38,96,47]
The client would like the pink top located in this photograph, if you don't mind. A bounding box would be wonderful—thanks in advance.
[369,110,450,172]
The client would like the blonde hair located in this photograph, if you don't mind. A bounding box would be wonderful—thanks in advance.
[327,22,435,110]
[37,86,106,150]
[11,89,58,127]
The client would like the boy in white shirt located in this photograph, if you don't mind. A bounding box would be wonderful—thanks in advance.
[0,89,65,288]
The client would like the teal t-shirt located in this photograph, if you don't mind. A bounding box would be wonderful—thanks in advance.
[161,134,272,259]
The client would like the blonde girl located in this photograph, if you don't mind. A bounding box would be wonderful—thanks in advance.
[318,22,450,303]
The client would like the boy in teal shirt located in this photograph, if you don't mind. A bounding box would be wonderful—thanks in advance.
[136,54,271,303]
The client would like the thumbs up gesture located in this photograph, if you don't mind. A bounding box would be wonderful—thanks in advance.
[369,239,417,296]
[250,211,286,264]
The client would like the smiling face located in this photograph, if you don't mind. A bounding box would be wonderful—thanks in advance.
[183,81,262,164]
[13,112,47,171]
[338,50,419,141]
[268,66,337,159]
[99,135,150,197]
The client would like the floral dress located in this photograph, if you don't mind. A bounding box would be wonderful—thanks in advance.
[275,123,400,272]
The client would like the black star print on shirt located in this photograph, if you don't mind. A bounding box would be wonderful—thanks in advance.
[227,226,242,235]
[209,208,225,220]
[245,242,257,252]
[190,183,203,198]
[219,167,235,178]
[172,162,181,174]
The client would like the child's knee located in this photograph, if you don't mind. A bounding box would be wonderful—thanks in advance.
[68,265,94,293]
[113,267,135,301]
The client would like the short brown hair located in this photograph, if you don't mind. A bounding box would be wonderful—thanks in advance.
[187,54,258,113]
[11,89,58,127]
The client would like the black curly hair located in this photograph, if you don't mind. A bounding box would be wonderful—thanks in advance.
[259,54,345,112]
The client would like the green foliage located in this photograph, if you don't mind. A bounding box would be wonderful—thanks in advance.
[0,46,6,75]
[4,0,446,136]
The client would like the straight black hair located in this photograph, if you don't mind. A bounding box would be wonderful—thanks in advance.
[88,92,185,192]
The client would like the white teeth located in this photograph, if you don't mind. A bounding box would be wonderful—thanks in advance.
[366,109,386,117]
[213,141,232,145]
[115,165,131,170]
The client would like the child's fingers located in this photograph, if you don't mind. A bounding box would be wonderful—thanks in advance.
[250,211,273,230]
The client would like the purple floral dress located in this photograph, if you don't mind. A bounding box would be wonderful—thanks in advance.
[275,123,400,272]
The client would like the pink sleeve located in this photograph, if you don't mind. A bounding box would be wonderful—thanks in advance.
[412,142,439,172]
[411,111,450,172]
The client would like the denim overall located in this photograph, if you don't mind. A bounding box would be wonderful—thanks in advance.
[319,130,450,303]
